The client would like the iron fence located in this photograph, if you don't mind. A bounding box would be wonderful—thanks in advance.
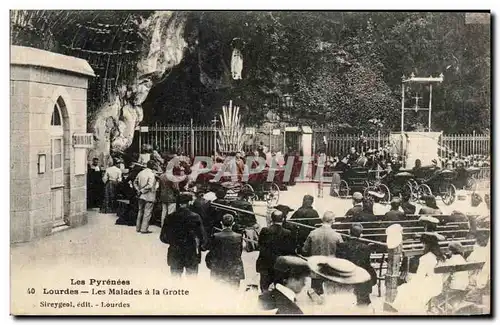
[138,123,490,168]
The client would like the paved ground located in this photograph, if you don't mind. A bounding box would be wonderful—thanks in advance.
[10,183,489,315]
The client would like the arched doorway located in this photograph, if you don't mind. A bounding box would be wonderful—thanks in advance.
[50,98,67,227]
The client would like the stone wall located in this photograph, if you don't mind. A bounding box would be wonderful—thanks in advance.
[11,53,92,243]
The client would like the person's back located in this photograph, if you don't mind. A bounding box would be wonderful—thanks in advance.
[230,197,256,228]
[345,192,364,220]
[207,215,244,286]
[336,223,377,305]
[166,205,205,251]
[289,195,320,220]
[302,212,343,257]
[385,199,405,221]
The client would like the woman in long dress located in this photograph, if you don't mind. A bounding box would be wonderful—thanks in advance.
[101,159,123,214]
[391,232,446,314]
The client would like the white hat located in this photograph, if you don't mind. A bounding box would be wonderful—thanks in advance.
[386,224,403,249]
[203,192,217,202]
[368,191,385,199]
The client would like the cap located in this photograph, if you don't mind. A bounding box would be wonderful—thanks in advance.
[391,197,402,204]
[274,256,310,277]
[352,192,363,200]
[308,256,370,284]
[274,205,294,213]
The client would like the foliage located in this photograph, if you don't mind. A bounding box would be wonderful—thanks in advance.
[11,11,490,133]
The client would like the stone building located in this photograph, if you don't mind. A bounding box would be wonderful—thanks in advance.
[10,46,95,243]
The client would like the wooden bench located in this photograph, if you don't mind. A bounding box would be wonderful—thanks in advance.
[285,214,476,297]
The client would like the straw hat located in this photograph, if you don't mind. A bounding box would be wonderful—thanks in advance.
[386,224,403,249]
[418,215,440,223]
[308,256,370,284]
[368,191,385,199]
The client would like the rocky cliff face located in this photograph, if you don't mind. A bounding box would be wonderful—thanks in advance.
[89,11,188,163]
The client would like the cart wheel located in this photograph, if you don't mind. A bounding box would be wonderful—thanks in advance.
[338,180,350,199]
[242,183,256,203]
[417,184,432,202]
[379,184,391,204]
[411,180,419,189]
[442,184,457,206]
[403,181,416,202]
[266,182,280,206]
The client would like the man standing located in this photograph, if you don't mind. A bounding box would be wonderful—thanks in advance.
[165,194,207,277]
[258,256,311,315]
[206,214,245,288]
[256,210,295,292]
[158,166,179,227]
[345,192,364,220]
[336,223,377,306]
[133,160,158,234]
[384,198,405,221]
[87,157,103,209]
[302,211,344,296]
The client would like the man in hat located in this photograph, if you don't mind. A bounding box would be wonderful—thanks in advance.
[258,256,311,315]
[257,210,296,292]
[302,211,344,296]
[163,193,207,277]
[345,192,364,220]
[307,256,371,312]
[205,214,245,289]
[384,198,405,221]
[289,195,320,220]
[272,204,293,225]
[191,188,212,242]
[336,224,377,305]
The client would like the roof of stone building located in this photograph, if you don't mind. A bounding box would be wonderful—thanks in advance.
[11,45,95,77]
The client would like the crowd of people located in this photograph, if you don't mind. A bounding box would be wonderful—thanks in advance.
[85,141,490,315]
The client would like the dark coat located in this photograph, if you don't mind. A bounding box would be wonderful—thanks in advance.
[229,199,257,230]
[401,201,416,215]
[165,207,207,268]
[210,198,232,228]
[384,209,405,222]
[206,228,245,281]
[256,224,295,274]
[337,239,377,286]
[345,205,364,219]
[258,289,303,315]
[192,197,211,231]
[289,206,320,220]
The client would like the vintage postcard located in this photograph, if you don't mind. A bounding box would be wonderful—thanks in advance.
[10,10,491,316]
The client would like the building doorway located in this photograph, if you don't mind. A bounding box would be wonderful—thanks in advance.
[50,99,67,227]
